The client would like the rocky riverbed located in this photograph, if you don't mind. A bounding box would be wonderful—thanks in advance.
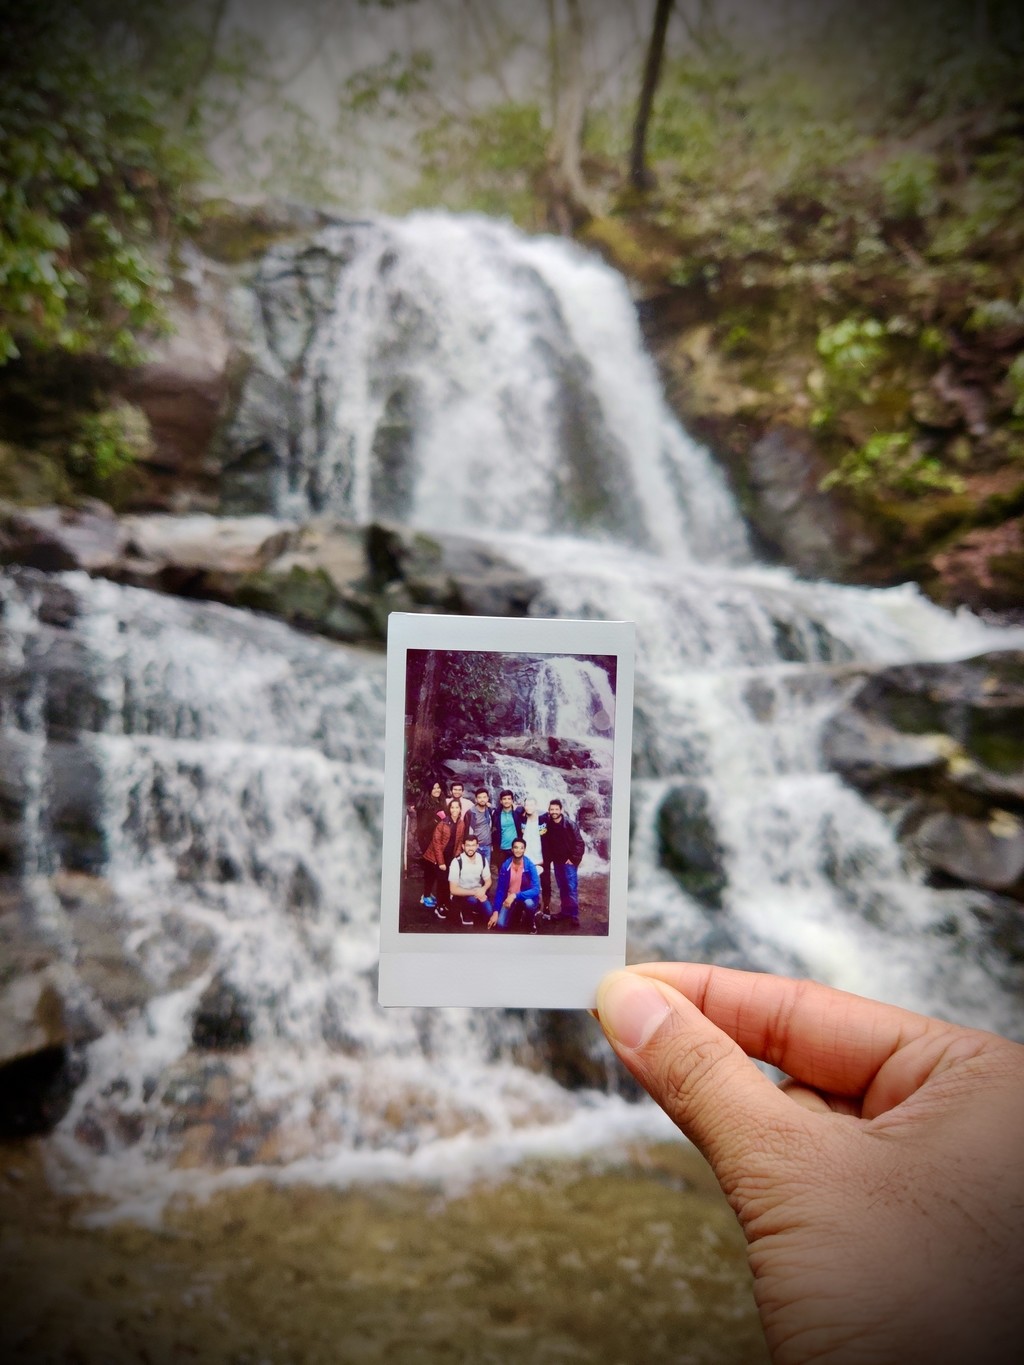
[0,1137,765,1365]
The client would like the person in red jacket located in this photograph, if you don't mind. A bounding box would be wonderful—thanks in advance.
[422,797,467,921]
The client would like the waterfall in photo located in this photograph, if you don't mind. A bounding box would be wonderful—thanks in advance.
[529,657,616,741]
[5,211,1023,1216]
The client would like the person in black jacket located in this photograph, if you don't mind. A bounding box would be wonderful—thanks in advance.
[539,798,584,929]
[489,788,524,880]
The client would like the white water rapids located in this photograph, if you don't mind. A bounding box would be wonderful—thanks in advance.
[5,213,1023,1220]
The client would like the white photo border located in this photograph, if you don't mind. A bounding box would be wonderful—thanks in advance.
[378,612,635,1008]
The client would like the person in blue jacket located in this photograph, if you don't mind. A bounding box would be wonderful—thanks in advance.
[488,837,541,932]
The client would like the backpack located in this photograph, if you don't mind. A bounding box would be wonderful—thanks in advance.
[454,853,485,887]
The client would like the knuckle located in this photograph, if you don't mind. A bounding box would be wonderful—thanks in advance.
[659,1031,734,1114]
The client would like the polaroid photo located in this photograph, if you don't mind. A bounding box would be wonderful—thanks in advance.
[378,613,635,1008]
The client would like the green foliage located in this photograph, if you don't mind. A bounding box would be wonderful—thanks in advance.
[817,318,887,379]
[252,101,349,208]
[967,297,1024,333]
[928,137,1024,258]
[878,151,939,221]
[400,102,549,224]
[821,430,966,497]
[0,1,202,368]
[806,0,1023,129]
[435,651,511,741]
[1007,355,1024,420]
[919,326,948,356]
[646,56,744,184]
[809,319,888,427]
[341,51,434,119]
[68,401,154,482]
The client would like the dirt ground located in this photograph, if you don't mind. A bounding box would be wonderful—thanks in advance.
[0,1137,766,1365]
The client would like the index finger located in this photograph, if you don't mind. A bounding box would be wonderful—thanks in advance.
[628,962,943,1097]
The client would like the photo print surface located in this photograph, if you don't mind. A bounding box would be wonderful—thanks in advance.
[403,647,616,937]
[379,614,634,1008]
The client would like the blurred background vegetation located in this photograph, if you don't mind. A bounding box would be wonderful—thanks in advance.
[1,0,1022,556]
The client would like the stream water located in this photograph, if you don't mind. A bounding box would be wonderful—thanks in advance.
[4,212,1022,1220]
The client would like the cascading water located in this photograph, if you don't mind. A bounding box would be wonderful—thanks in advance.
[231,214,748,563]
[5,211,1023,1217]
[529,657,615,740]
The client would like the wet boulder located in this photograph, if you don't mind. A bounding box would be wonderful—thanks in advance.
[496,1009,644,1100]
[192,974,254,1051]
[53,873,155,1023]
[912,809,1024,895]
[821,709,948,788]
[0,500,127,573]
[824,650,1024,901]
[365,522,540,621]
[656,784,727,910]
[0,899,83,1138]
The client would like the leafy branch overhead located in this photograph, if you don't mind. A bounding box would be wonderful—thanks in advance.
[0,2,202,365]
[0,0,311,368]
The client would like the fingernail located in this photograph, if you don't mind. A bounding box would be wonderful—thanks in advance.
[597,973,672,1051]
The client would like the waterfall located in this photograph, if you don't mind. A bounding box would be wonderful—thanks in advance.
[5,211,1024,1215]
[528,657,616,740]
[234,214,747,563]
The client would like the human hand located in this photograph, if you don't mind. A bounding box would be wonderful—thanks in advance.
[487,911,498,930]
[596,963,1024,1365]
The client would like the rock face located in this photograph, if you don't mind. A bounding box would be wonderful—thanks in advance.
[492,736,599,769]
[912,810,1024,893]
[930,517,1024,615]
[0,500,128,574]
[0,871,161,1138]
[744,425,881,580]
[823,650,1024,903]
[0,504,542,647]
[218,224,371,517]
[121,250,234,513]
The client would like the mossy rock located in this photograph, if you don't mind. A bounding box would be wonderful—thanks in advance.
[235,566,375,643]
[579,214,680,285]
[863,492,976,558]
[191,199,333,266]
[0,443,74,506]
[966,707,1024,775]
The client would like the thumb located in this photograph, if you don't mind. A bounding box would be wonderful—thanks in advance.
[596,969,802,1182]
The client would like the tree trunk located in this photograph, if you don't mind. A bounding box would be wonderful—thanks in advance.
[543,0,594,234]
[629,0,674,191]
[178,0,231,137]
[407,649,441,788]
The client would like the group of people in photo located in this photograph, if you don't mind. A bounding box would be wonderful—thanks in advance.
[408,779,586,932]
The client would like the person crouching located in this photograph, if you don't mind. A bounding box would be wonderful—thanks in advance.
[489,837,541,933]
[447,833,493,927]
